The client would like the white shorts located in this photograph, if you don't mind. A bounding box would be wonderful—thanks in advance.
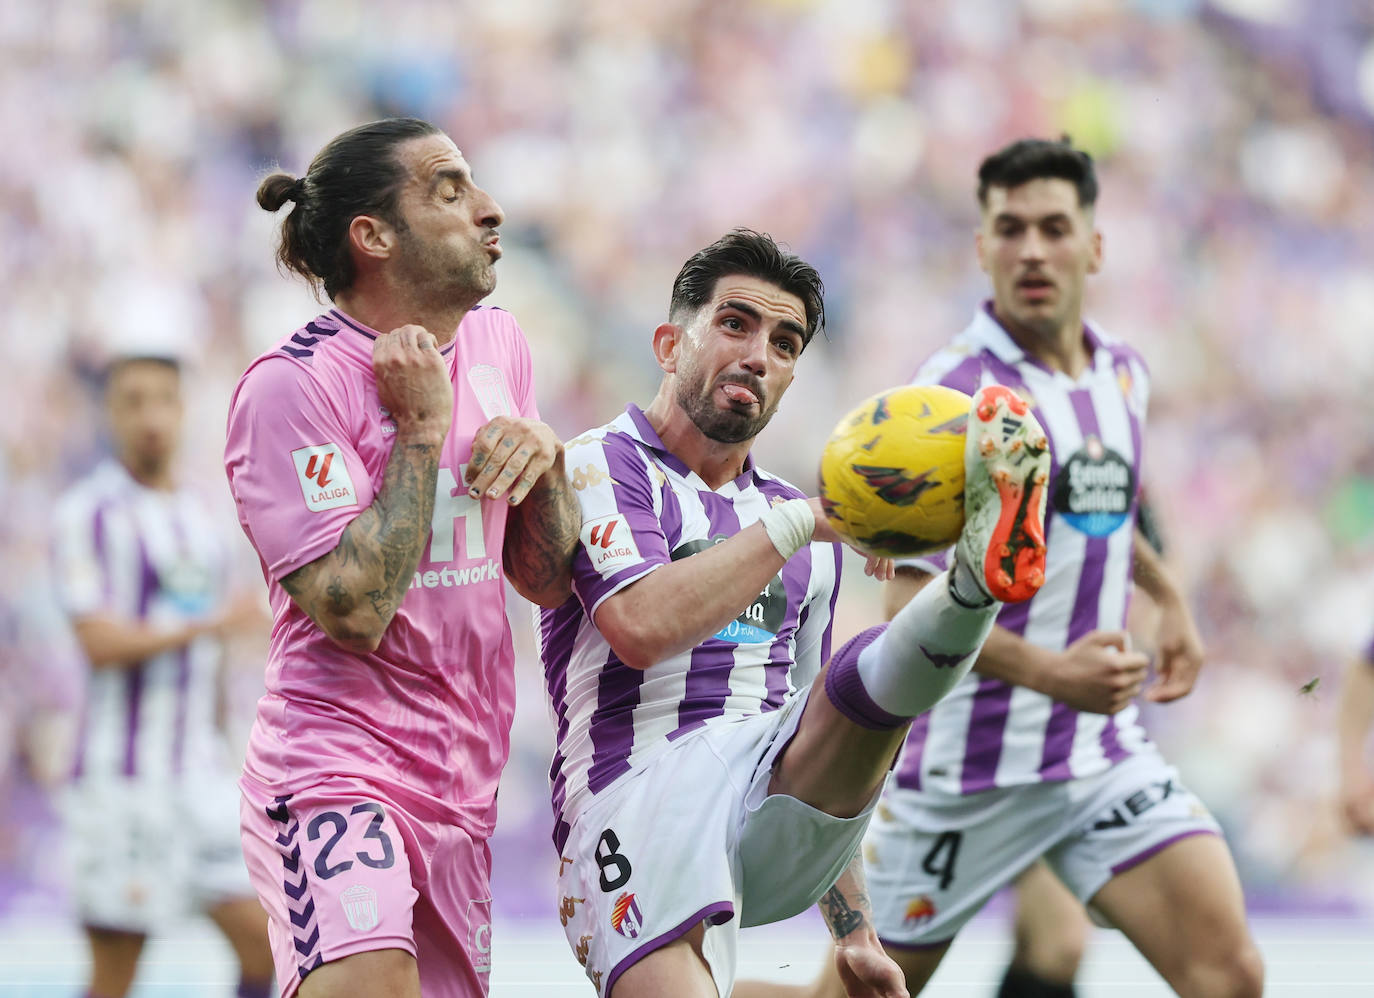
[62,770,253,933]
[865,748,1222,947]
[555,689,875,997]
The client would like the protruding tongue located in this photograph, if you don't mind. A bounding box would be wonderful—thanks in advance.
[722,384,759,405]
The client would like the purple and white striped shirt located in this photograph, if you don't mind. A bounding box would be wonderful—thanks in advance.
[894,304,1154,796]
[52,459,232,785]
[537,405,842,848]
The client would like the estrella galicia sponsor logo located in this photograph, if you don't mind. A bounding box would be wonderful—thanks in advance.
[672,537,786,643]
[292,443,359,512]
[1051,436,1134,537]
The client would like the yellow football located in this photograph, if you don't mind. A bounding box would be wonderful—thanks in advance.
[818,384,971,558]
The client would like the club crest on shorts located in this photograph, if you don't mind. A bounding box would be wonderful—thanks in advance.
[903,894,937,925]
[341,884,380,931]
[610,891,643,939]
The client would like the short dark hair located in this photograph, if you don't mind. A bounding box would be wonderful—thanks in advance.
[256,117,441,300]
[977,137,1099,211]
[669,229,825,348]
[103,354,181,389]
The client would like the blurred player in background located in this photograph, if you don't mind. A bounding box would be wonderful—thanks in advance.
[52,354,273,998]
[1338,632,1374,836]
[225,118,580,998]
[539,229,1053,997]
[739,139,1264,998]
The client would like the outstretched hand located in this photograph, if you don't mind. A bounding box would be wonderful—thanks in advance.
[807,498,896,580]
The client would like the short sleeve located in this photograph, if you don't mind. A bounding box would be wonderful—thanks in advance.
[51,493,111,617]
[224,357,370,581]
[567,432,670,617]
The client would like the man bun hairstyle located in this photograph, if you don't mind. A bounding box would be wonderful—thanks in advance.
[977,136,1099,211]
[669,228,826,349]
[257,117,441,300]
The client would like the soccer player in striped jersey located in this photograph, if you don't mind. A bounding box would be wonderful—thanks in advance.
[1338,631,1374,836]
[53,354,273,998]
[538,229,1053,998]
[741,139,1264,998]
[226,119,580,998]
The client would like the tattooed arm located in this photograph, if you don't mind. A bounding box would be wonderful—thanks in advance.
[463,416,579,608]
[504,453,579,607]
[279,325,453,654]
[818,853,909,998]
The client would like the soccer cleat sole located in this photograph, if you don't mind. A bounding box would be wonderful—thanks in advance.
[968,386,1049,603]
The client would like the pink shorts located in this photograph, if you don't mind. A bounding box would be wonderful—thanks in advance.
[240,774,493,998]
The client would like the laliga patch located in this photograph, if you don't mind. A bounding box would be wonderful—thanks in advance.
[581,514,641,573]
[292,443,358,512]
[468,364,513,420]
[610,891,643,939]
[1050,435,1134,537]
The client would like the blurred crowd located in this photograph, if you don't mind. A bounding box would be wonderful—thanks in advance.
[3,0,1374,920]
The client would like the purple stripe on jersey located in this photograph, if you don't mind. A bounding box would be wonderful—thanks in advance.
[762,542,821,709]
[121,536,160,777]
[168,514,191,777]
[585,654,646,795]
[541,600,579,844]
[893,711,931,790]
[819,545,841,674]
[771,604,806,709]
[1098,711,1128,765]
[960,677,1014,793]
[123,666,144,777]
[1041,388,1109,781]
[930,354,987,397]
[605,901,734,998]
[671,492,744,739]
[92,503,112,602]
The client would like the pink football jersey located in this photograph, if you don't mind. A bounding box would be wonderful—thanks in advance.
[225,307,536,838]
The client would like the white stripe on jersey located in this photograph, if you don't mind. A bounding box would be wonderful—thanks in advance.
[53,461,230,785]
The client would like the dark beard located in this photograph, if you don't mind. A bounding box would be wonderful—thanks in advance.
[676,375,776,444]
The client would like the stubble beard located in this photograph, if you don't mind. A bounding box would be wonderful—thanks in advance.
[676,370,777,445]
[398,231,495,311]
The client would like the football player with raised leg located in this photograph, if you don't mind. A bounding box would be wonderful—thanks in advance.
[736,138,1262,998]
[537,228,1051,997]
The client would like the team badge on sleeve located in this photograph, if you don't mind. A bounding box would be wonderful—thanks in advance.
[610,891,643,938]
[292,443,358,512]
[580,514,641,573]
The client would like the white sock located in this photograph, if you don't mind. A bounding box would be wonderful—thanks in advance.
[827,571,998,724]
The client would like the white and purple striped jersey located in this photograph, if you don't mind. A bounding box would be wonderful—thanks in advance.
[52,459,232,785]
[537,405,842,849]
[895,304,1153,796]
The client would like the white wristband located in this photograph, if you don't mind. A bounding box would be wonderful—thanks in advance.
[760,498,816,561]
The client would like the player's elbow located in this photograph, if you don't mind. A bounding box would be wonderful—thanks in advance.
[319,616,385,655]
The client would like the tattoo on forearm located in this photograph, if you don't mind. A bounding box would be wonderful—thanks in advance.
[819,884,866,939]
[505,475,580,598]
[280,437,440,636]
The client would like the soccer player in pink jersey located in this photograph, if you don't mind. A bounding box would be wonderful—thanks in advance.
[225,118,579,998]
[539,229,1054,997]
[738,140,1264,998]
[53,355,274,998]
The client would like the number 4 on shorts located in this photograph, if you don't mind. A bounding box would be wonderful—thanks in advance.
[921,831,962,891]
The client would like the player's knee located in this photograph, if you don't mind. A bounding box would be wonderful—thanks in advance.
[1184,941,1264,998]
[1014,923,1085,982]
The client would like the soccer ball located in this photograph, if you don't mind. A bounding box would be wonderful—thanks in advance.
[818,384,971,558]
